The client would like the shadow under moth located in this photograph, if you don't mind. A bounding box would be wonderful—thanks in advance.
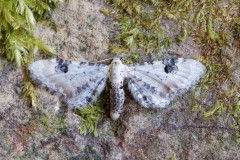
[29,56,206,120]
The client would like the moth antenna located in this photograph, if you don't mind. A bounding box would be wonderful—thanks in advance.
[97,57,114,63]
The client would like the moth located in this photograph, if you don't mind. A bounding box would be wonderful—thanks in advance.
[29,56,206,120]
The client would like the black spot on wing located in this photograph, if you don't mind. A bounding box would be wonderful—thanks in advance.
[60,64,68,73]
[55,59,72,73]
[164,64,178,74]
[163,58,179,74]
[164,65,173,73]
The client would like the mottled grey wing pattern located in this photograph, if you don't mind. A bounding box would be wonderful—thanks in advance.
[29,59,108,108]
[126,58,206,108]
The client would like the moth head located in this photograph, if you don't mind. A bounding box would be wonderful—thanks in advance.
[112,57,123,64]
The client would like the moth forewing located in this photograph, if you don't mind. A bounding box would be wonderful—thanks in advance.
[126,58,206,109]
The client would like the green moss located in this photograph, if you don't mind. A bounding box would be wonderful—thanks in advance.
[106,0,171,55]
[0,0,61,66]
[39,114,66,136]
[75,93,107,137]
[167,154,177,160]
[124,52,140,64]
[22,81,37,108]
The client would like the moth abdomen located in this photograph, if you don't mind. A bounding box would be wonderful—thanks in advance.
[109,57,126,120]
[110,87,125,120]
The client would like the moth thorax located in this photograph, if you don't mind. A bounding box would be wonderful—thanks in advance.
[110,58,125,85]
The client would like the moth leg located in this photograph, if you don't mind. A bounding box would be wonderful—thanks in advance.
[96,57,113,64]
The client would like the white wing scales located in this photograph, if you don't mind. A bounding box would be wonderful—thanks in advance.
[126,58,206,108]
[29,59,108,108]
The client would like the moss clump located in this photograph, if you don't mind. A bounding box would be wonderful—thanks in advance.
[75,94,107,137]
[22,81,37,108]
[104,0,171,55]
[0,0,62,66]
[39,114,66,137]
[167,154,177,160]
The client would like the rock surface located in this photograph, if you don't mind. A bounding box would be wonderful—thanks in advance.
[0,0,239,159]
